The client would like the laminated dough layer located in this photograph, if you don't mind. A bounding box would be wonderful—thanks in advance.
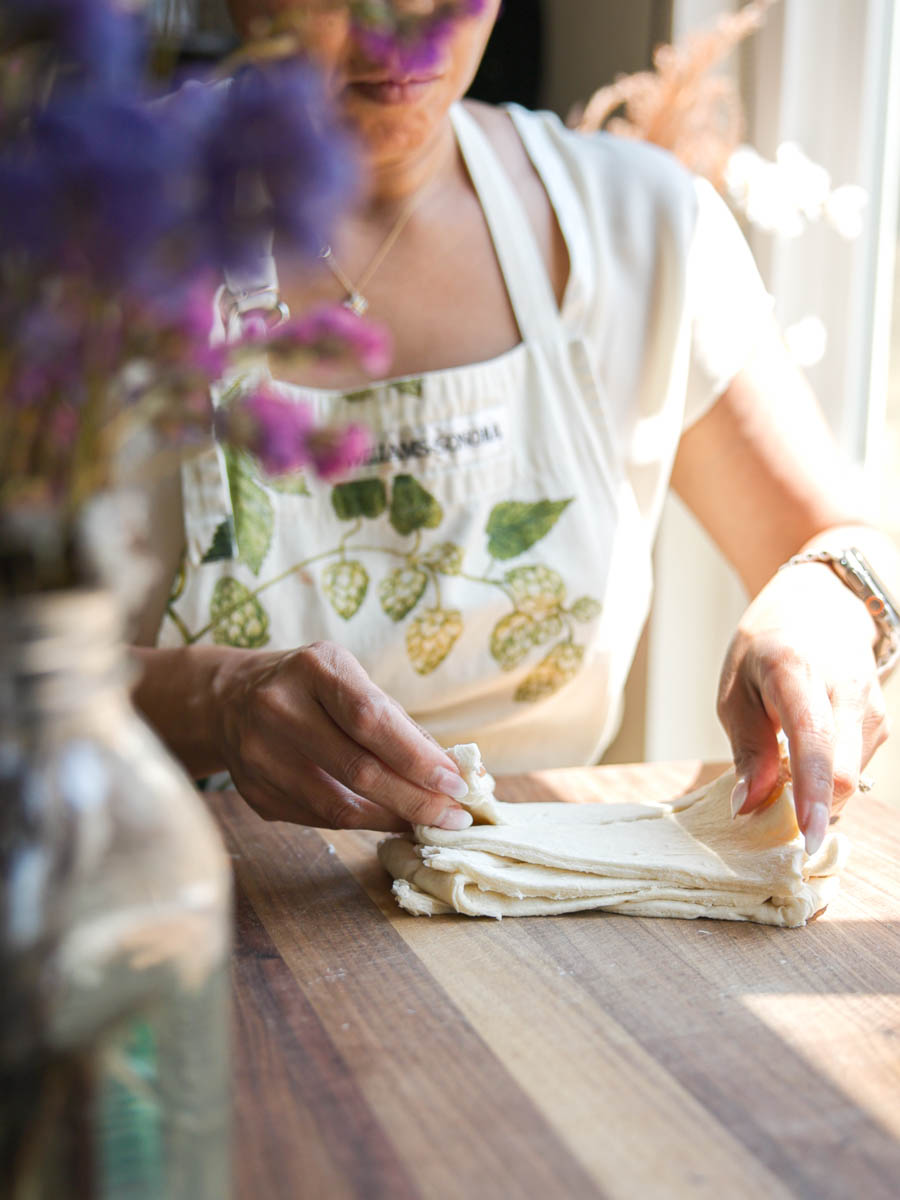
[378,744,849,927]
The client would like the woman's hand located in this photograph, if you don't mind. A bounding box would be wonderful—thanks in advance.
[213,641,472,831]
[716,562,890,853]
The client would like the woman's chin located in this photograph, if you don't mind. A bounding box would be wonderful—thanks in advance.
[342,99,447,165]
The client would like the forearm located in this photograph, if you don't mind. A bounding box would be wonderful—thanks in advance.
[130,644,249,778]
[672,329,897,603]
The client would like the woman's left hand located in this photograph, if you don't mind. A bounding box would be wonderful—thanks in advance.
[716,561,890,854]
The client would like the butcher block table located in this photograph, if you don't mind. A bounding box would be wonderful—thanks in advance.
[218,759,900,1200]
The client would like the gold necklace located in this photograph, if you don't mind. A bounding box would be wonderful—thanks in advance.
[319,184,430,317]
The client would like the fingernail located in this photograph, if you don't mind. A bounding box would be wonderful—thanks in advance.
[432,768,468,800]
[730,776,750,818]
[435,807,473,831]
[804,801,830,856]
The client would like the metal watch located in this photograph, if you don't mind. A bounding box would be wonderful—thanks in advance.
[777,547,900,675]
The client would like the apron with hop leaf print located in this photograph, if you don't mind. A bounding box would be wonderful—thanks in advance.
[158,102,669,774]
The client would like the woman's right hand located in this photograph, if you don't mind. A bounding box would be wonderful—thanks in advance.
[214,641,472,832]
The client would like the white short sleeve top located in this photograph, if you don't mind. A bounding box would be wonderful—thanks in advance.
[159,102,774,773]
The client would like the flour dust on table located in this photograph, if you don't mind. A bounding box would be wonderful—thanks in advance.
[378,744,849,927]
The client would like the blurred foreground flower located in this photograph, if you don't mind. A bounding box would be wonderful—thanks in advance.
[193,61,357,272]
[0,0,407,593]
[217,382,371,479]
[252,303,394,376]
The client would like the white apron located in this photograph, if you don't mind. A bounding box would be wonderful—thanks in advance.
[159,103,661,773]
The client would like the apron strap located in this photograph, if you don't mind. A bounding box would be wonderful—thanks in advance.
[220,232,284,331]
[504,102,596,340]
[449,102,562,345]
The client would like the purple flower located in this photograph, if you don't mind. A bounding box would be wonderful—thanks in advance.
[49,403,78,448]
[0,151,55,259]
[306,422,371,480]
[127,276,230,381]
[257,303,393,377]
[1,58,356,292]
[225,385,315,475]
[1,0,144,92]
[197,61,358,272]
[218,383,371,480]
[6,298,88,408]
[0,89,194,286]
[0,11,371,517]
[168,275,219,345]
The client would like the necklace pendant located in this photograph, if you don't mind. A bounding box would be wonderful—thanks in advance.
[343,291,369,317]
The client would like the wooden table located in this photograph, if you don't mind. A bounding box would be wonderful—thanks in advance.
[219,760,900,1200]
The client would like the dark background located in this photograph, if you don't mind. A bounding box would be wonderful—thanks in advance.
[466,0,543,108]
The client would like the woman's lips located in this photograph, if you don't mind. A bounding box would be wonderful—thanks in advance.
[347,78,438,105]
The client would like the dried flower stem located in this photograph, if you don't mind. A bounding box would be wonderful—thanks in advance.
[575,0,781,190]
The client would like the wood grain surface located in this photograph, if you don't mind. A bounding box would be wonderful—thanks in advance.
[219,759,900,1200]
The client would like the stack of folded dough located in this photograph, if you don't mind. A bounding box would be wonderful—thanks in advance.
[378,744,850,927]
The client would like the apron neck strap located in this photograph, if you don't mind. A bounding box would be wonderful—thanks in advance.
[449,102,562,344]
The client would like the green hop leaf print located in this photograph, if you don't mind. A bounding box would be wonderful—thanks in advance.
[504,565,565,618]
[267,471,310,496]
[514,641,585,703]
[420,541,463,575]
[389,474,443,536]
[531,612,565,645]
[486,499,573,560]
[201,519,235,564]
[395,378,424,399]
[406,608,463,675]
[490,611,538,671]
[209,578,270,648]
[341,386,379,404]
[571,596,603,623]
[379,566,428,621]
[339,377,422,405]
[322,560,369,619]
[223,447,274,575]
[331,478,387,521]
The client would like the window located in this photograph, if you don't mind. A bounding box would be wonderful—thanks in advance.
[644,0,900,764]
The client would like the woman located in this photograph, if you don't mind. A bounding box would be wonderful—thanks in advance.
[134,0,897,853]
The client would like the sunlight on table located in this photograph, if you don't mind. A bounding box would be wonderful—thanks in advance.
[742,992,900,1140]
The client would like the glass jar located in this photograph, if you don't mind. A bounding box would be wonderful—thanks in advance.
[0,589,232,1199]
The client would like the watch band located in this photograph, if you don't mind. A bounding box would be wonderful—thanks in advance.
[777,547,900,675]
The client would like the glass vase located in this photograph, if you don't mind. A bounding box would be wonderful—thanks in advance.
[0,588,232,1199]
